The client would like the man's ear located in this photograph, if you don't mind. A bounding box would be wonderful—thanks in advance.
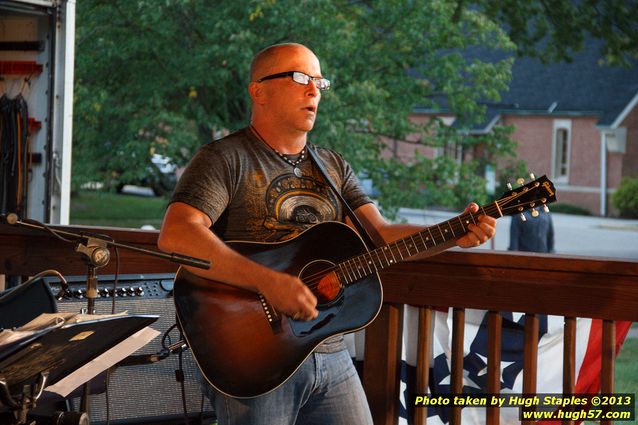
[248,81,267,105]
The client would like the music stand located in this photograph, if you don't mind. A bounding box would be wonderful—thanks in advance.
[0,315,158,425]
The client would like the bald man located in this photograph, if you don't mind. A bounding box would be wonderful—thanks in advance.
[159,43,496,424]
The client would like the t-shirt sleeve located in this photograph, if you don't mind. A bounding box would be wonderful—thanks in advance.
[318,147,372,212]
[340,158,373,211]
[169,144,235,224]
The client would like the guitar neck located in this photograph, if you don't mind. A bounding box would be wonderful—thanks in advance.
[336,202,503,285]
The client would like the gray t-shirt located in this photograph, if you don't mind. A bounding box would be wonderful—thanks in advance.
[170,127,372,352]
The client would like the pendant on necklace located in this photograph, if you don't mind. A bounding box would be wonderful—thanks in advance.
[293,167,303,178]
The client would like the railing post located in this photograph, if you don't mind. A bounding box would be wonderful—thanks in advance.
[522,313,539,425]
[601,320,616,425]
[562,316,576,425]
[363,303,404,425]
[415,306,433,425]
[451,308,465,425]
[487,311,502,425]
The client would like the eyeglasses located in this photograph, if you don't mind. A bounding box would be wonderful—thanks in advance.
[256,71,331,91]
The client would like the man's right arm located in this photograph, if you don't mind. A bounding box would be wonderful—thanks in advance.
[158,202,318,320]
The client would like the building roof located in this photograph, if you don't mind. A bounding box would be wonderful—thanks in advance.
[419,40,638,132]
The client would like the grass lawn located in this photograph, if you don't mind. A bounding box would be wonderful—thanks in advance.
[616,332,638,394]
[70,190,169,229]
[585,335,638,424]
[615,336,638,424]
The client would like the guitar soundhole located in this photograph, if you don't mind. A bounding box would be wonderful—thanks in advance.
[300,260,343,306]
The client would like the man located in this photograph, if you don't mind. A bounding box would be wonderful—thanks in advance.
[508,209,555,253]
[158,42,496,425]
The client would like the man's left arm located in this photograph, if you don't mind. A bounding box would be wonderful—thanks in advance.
[349,203,496,258]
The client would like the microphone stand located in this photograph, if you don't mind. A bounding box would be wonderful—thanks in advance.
[2,213,210,418]
[2,214,211,270]
[73,237,111,414]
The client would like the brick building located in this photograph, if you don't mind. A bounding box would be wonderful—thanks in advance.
[395,42,638,216]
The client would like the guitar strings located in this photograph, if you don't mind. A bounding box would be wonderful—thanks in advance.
[300,203,502,291]
[299,192,547,293]
[301,202,510,290]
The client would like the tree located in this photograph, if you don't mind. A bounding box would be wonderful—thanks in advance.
[73,0,518,213]
[473,0,638,66]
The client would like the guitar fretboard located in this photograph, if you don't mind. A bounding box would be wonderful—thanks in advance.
[336,202,503,285]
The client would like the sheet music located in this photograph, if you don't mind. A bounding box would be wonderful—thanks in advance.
[44,326,160,397]
[0,312,128,349]
[0,314,66,348]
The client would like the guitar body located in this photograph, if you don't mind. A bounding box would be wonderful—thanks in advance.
[173,174,558,399]
[173,221,382,398]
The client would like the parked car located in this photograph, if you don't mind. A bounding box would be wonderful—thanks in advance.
[115,154,177,196]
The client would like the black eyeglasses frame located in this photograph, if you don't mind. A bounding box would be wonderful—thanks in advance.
[255,71,331,91]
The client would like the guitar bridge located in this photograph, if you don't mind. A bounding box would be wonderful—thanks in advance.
[258,293,281,329]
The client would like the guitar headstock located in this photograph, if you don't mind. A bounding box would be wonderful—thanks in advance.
[497,174,557,218]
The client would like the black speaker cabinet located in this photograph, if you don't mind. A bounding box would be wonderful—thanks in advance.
[47,273,215,425]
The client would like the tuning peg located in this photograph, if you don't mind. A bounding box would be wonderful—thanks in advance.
[531,208,539,217]
[520,213,527,222]
[507,182,513,190]
[543,204,550,213]
[516,177,525,185]
[529,173,536,180]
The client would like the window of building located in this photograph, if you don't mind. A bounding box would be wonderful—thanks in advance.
[438,141,464,164]
[552,120,571,182]
[434,116,462,164]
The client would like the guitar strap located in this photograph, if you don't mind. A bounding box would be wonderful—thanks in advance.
[306,143,377,250]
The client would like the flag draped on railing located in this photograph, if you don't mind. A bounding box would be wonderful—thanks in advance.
[347,307,631,425]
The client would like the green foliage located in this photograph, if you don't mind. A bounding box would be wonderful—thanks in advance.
[74,0,520,212]
[494,159,532,198]
[550,203,592,216]
[612,177,638,218]
[475,0,638,66]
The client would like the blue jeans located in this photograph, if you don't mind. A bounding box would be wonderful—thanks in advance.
[211,348,373,425]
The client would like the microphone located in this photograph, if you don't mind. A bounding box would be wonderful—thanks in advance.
[116,340,188,366]
[0,213,19,225]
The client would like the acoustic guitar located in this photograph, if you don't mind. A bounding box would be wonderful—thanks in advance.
[174,175,556,398]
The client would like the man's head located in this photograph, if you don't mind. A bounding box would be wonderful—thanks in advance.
[249,43,328,136]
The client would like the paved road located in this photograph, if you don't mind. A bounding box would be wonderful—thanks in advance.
[397,208,638,261]
[399,208,638,340]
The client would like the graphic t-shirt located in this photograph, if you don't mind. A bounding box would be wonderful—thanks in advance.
[170,127,372,352]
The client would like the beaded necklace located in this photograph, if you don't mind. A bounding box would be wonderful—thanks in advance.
[249,125,306,178]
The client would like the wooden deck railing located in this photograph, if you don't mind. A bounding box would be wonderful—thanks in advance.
[2,223,637,425]
[367,251,638,425]
[0,224,175,278]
